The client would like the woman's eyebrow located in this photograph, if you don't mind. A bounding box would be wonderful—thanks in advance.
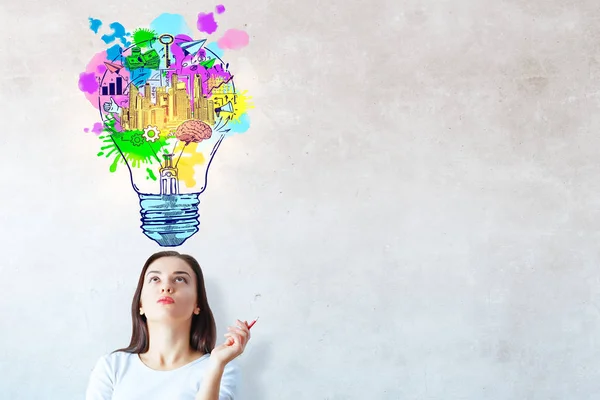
[145,270,191,276]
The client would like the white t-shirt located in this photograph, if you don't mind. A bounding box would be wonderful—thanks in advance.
[85,351,240,400]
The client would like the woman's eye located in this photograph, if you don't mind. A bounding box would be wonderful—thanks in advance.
[175,276,187,283]
[150,276,159,282]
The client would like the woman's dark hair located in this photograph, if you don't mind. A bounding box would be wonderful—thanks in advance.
[114,251,216,354]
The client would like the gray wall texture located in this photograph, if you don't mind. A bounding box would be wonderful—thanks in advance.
[1,0,599,398]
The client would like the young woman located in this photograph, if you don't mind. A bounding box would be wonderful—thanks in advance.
[86,251,251,400]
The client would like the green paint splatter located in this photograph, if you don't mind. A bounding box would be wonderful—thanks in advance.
[98,117,167,179]
[133,28,157,48]
[109,155,121,172]
[146,168,157,181]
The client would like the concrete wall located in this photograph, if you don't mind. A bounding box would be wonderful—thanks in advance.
[1,0,599,398]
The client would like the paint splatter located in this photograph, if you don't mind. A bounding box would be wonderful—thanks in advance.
[146,168,157,181]
[91,122,103,134]
[205,42,224,58]
[79,49,131,108]
[101,22,131,47]
[106,45,124,62]
[78,72,98,94]
[150,13,194,36]
[215,5,226,14]
[98,117,169,173]
[228,112,251,134]
[197,12,218,34]
[171,141,207,188]
[231,90,253,121]
[217,29,249,50]
[129,67,153,87]
[89,18,102,33]
[133,28,157,48]
[83,122,103,134]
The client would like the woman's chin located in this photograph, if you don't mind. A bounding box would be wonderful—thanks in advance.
[146,311,191,323]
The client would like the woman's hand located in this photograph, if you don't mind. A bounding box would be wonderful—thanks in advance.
[210,319,251,367]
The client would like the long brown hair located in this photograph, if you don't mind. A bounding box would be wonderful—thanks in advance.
[114,251,216,354]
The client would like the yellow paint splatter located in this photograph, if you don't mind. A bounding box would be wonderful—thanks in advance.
[232,90,253,122]
[172,141,206,189]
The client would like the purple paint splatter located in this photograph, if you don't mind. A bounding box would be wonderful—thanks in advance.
[112,119,123,132]
[167,37,233,97]
[215,5,226,14]
[91,122,103,134]
[84,122,104,134]
[197,12,218,34]
[78,72,99,94]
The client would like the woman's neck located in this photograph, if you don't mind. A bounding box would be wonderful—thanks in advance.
[141,321,203,369]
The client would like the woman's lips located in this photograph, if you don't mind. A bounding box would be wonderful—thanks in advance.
[157,296,175,304]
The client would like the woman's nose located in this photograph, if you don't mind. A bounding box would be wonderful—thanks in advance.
[161,286,173,293]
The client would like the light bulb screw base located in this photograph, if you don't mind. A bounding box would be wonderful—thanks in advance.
[138,193,201,247]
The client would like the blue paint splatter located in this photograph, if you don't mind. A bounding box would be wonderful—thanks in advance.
[107,44,124,62]
[150,13,193,37]
[205,42,224,59]
[226,112,250,135]
[89,17,102,33]
[101,22,131,47]
[130,68,153,87]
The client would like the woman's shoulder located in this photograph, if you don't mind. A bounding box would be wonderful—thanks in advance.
[92,350,135,370]
[104,350,135,360]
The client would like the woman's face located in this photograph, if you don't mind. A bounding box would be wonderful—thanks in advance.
[139,256,199,323]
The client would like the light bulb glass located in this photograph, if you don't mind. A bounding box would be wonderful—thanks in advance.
[79,14,252,246]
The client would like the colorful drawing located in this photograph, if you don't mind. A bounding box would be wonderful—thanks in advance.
[78,7,252,247]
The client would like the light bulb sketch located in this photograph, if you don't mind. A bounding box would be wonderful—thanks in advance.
[78,10,253,246]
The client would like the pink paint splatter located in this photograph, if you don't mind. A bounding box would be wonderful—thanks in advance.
[197,12,218,34]
[112,119,123,132]
[83,122,104,134]
[217,29,249,50]
[91,122,103,134]
[215,5,226,14]
[78,72,98,94]
[78,50,131,109]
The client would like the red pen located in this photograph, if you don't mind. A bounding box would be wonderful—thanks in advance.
[246,317,259,329]
[226,317,259,346]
